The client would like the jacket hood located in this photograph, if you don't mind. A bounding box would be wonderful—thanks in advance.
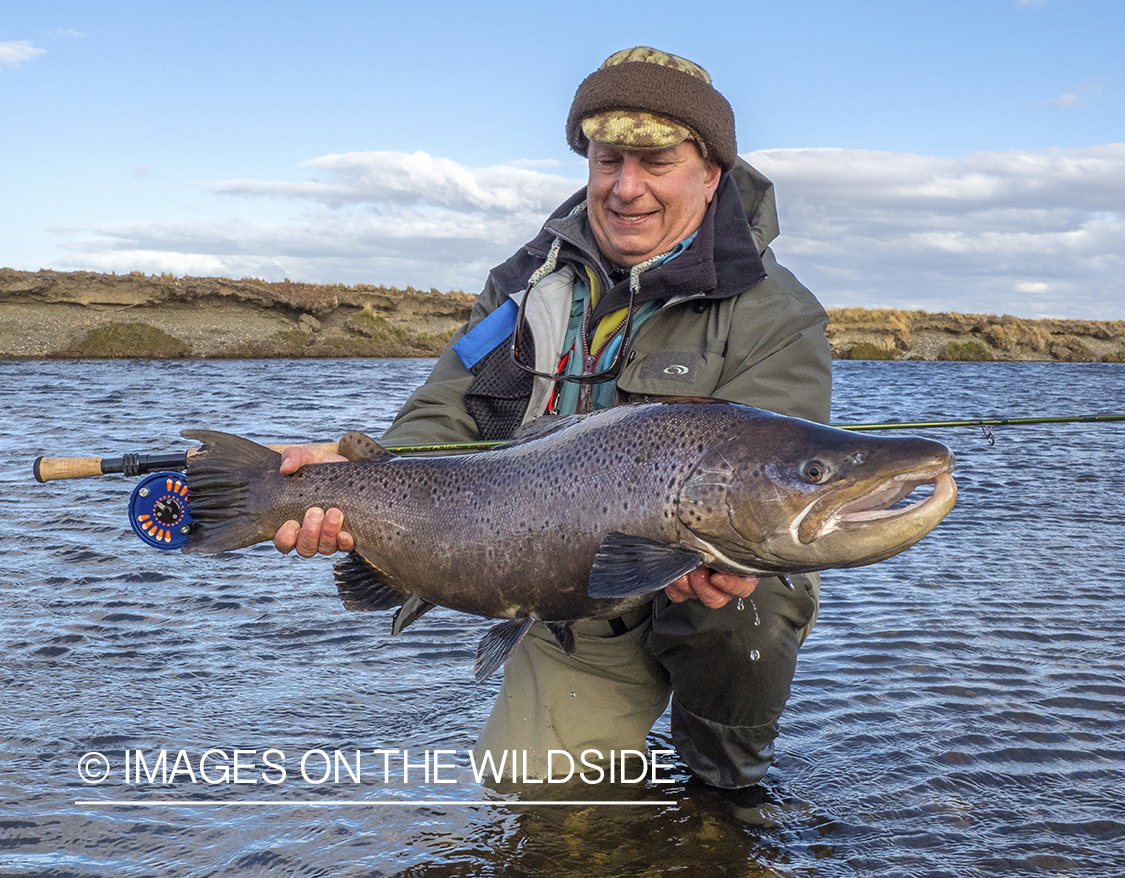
[489,158,779,321]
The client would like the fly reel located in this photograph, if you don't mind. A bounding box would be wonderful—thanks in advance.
[128,472,192,550]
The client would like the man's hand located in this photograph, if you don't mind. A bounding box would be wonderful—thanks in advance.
[665,567,759,608]
[272,446,354,557]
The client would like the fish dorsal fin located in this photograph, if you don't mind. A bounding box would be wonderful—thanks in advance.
[475,617,535,682]
[392,593,437,635]
[334,553,405,611]
[588,532,703,598]
[338,431,396,462]
[503,413,587,446]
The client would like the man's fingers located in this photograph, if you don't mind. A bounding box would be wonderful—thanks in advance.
[318,508,348,555]
[273,519,300,554]
[688,574,734,609]
[710,572,759,598]
[294,507,325,558]
[665,574,694,603]
[663,568,760,608]
[279,448,307,476]
[274,507,350,557]
[664,567,716,604]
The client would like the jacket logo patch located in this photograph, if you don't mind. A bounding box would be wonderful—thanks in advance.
[638,352,702,383]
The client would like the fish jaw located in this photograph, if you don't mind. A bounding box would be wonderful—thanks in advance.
[787,457,957,569]
[679,427,959,576]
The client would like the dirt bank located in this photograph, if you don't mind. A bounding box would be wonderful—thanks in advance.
[1,268,1122,362]
[0,268,475,359]
[826,307,1125,363]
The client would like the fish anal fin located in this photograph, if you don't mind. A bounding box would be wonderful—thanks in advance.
[392,594,437,635]
[545,621,575,655]
[338,431,396,462]
[475,617,535,682]
[588,532,704,599]
[334,553,405,611]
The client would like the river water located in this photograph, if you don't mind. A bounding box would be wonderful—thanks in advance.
[1,359,1123,877]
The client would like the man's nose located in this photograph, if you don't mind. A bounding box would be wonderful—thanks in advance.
[613,158,647,201]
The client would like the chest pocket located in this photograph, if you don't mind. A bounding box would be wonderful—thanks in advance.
[615,299,732,400]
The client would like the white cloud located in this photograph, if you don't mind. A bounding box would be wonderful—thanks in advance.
[56,145,1124,319]
[0,40,45,69]
[1044,79,1102,110]
[1047,92,1084,109]
[60,151,584,292]
[748,144,1125,318]
[207,150,581,213]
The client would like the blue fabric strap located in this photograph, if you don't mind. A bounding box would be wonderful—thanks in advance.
[452,297,519,370]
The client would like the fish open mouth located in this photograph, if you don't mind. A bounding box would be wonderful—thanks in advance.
[834,468,957,526]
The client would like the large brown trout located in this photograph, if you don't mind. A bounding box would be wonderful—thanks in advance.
[182,400,956,679]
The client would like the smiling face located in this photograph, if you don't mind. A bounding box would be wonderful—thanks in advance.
[586,140,721,268]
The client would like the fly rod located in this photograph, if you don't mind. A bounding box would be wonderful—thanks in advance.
[31,413,1125,483]
[834,413,1125,432]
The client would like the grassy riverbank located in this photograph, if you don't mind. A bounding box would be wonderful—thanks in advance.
[2,268,1122,361]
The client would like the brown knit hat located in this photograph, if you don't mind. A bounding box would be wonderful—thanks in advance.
[566,47,737,171]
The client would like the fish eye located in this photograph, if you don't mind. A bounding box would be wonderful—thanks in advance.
[803,461,828,484]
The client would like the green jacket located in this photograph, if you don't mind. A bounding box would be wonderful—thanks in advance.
[380,159,831,789]
[382,158,831,444]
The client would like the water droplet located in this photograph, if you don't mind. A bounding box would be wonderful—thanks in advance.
[749,649,760,661]
[736,597,744,611]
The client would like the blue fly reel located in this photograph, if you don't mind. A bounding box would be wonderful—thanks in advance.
[128,472,192,550]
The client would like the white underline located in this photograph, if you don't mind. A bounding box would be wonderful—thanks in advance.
[75,798,674,807]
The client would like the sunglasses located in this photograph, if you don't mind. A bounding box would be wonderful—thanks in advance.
[509,278,637,385]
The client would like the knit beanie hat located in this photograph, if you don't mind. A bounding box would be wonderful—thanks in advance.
[566,47,737,171]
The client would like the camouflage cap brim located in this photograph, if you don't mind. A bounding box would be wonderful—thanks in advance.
[579,111,706,158]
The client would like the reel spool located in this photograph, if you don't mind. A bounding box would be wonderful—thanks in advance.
[128,472,192,550]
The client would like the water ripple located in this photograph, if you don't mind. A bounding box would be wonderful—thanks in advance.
[2,359,1123,876]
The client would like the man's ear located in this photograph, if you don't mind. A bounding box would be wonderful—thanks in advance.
[703,161,722,203]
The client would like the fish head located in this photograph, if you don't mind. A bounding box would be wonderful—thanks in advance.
[676,417,957,574]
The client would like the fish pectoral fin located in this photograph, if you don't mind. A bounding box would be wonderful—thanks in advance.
[391,594,437,635]
[545,622,575,656]
[338,431,396,462]
[588,532,704,599]
[475,617,535,682]
[334,553,405,611]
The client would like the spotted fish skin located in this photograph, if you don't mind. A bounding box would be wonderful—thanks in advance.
[181,400,956,678]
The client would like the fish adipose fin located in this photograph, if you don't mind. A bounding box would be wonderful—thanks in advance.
[475,617,535,682]
[588,532,703,598]
[181,430,284,554]
[392,593,437,635]
[334,553,405,611]
[337,431,396,462]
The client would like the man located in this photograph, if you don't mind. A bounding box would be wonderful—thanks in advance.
[275,48,831,789]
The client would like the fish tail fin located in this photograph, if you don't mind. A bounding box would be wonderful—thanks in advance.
[180,429,285,554]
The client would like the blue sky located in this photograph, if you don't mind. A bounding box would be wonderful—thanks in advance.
[2,0,1122,318]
